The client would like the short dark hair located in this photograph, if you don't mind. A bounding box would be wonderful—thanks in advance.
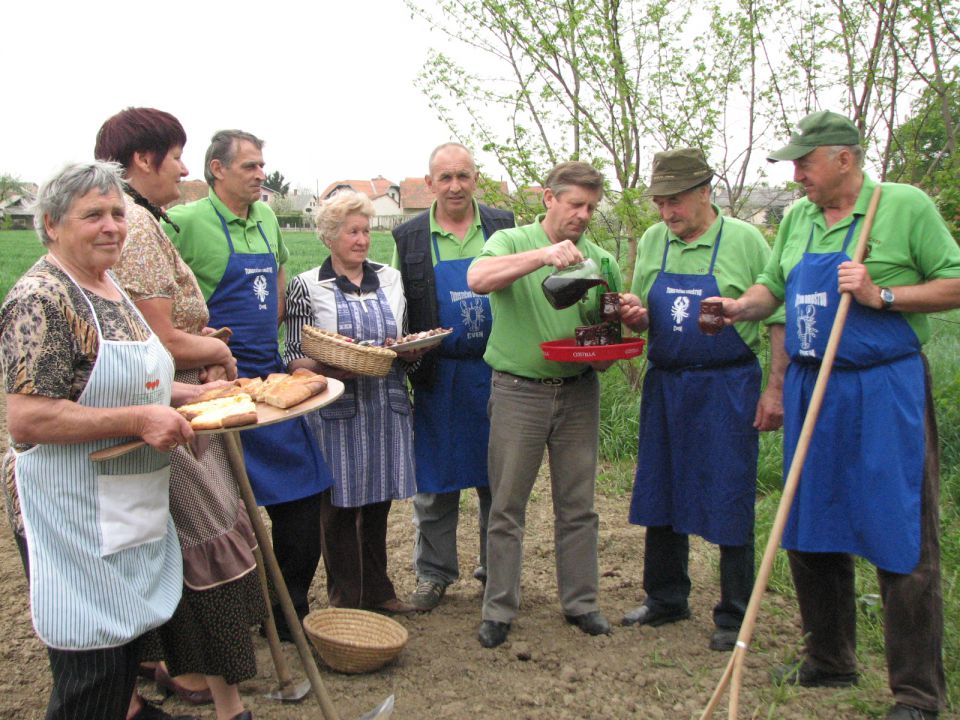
[543,161,604,200]
[204,130,264,185]
[94,107,186,172]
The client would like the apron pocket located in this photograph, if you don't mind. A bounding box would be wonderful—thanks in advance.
[96,466,170,556]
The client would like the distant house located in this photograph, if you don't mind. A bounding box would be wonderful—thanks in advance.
[0,189,37,230]
[399,177,511,217]
[319,176,401,229]
[274,188,320,228]
[259,185,277,205]
[169,179,209,208]
[714,186,797,226]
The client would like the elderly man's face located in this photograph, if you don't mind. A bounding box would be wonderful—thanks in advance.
[653,185,713,242]
[427,146,478,219]
[792,146,846,208]
[543,185,602,243]
[213,140,266,210]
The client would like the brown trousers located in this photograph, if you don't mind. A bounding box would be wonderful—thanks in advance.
[319,496,397,609]
[788,357,945,712]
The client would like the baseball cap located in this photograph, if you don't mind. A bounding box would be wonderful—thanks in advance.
[767,110,861,162]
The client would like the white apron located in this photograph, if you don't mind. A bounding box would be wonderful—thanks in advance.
[14,269,182,649]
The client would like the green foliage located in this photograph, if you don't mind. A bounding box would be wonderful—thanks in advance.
[0,174,26,205]
[263,171,290,197]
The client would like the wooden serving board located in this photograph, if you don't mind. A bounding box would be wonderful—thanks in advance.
[89,378,345,462]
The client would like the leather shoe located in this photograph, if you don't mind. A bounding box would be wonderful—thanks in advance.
[621,604,691,627]
[565,611,611,636]
[771,660,858,688]
[885,704,938,719]
[130,695,200,720]
[709,627,739,652]
[230,713,254,720]
[155,666,213,706]
[478,620,510,648]
[473,565,487,584]
[368,597,418,615]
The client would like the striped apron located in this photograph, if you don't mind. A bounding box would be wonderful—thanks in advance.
[15,272,182,649]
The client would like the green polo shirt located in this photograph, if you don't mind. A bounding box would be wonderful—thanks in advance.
[630,207,784,354]
[757,175,960,344]
[163,190,289,300]
[471,217,622,378]
[389,200,486,269]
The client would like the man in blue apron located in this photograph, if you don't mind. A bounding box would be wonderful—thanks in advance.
[619,149,787,652]
[721,110,960,720]
[392,143,514,611]
[166,130,334,641]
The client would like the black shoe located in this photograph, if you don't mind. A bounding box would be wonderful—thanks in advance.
[478,620,510,648]
[621,604,691,627]
[771,660,859,688]
[709,627,740,652]
[130,696,200,720]
[473,565,487,584]
[565,611,611,636]
[885,704,938,719]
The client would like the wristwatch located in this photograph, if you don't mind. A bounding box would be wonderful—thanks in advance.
[879,287,895,310]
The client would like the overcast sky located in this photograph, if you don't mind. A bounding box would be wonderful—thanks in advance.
[0,0,486,191]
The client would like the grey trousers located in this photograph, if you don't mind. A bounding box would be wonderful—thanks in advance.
[788,357,945,712]
[482,371,601,624]
[413,486,491,585]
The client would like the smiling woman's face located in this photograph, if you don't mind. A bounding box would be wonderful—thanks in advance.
[329,213,371,270]
[45,188,127,277]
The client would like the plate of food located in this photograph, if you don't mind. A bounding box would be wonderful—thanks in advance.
[540,337,646,363]
[90,369,345,461]
[385,328,454,352]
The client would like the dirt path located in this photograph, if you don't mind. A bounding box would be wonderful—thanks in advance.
[0,393,894,719]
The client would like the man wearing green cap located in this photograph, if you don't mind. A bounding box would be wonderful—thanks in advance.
[719,110,960,720]
[619,148,787,652]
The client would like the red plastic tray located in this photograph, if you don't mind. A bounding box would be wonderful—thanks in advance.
[540,338,646,362]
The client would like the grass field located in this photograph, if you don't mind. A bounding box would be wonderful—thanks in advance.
[2,227,958,711]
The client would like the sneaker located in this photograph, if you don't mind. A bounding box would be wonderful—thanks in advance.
[473,565,487,584]
[408,580,446,611]
[771,660,859,688]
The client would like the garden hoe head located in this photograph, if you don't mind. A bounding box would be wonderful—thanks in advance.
[356,694,395,720]
[264,677,312,703]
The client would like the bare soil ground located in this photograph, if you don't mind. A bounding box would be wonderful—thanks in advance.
[0,398,900,720]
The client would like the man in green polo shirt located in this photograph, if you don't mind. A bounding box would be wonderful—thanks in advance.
[467,160,629,648]
[721,110,960,720]
[164,129,335,643]
[619,148,786,653]
[392,143,514,612]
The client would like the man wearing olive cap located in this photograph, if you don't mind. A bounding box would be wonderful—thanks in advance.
[618,148,787,652]
[719,110,960,719]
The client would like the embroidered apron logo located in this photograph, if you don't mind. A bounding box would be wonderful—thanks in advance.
[252,274,270,307]
[796,305,818,354]
[671,295,690,325]
[460,298,486,334]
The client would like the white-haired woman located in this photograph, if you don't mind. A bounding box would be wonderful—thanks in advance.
[0,161,209,720]
[285,191,416,614]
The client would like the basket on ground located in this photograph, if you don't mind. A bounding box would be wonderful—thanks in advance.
[303,608,409,674]
[301,326,396,377]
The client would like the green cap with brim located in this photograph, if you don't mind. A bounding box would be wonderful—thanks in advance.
[767,110,861,162]
[645,148,714,196]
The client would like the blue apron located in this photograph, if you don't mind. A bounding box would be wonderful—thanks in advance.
[207,205,333,506]
[782,217,924,573]
[411,232,493,493]
[311,283,415,507]
[629,221,761,546]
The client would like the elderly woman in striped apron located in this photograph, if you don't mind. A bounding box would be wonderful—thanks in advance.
[0,162,216,720]
[285,190,419,614]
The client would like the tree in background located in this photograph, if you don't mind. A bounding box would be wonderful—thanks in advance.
[263,171,290,198]
[407,0,960,258]
[0,174,26,204]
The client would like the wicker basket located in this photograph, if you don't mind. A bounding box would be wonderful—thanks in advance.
[303,608,409,674]
[301,326,396,377]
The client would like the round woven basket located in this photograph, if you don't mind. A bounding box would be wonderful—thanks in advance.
[301,326,396,377]
[303,608,409,674]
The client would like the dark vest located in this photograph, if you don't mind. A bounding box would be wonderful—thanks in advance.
[393,203,515,387]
